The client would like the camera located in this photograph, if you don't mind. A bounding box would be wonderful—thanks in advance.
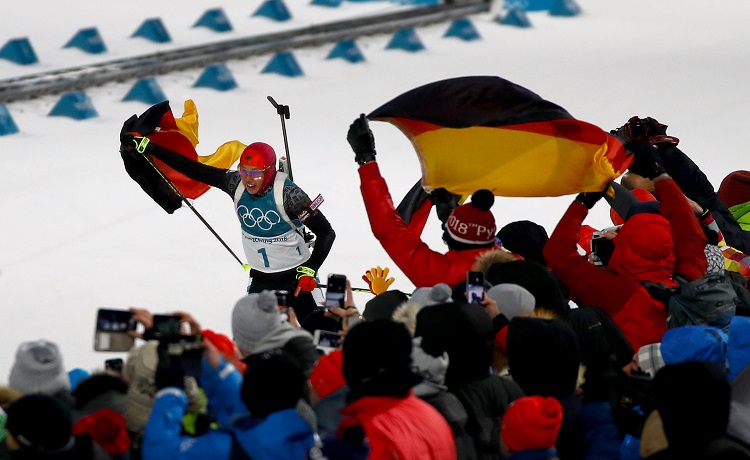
[325,274,347,310]
[466,271,485,304]
[591,232,616,267]
[151,314,204,379]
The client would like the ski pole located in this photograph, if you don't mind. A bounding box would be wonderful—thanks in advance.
[132,138,250,271]
[267,96,293,181]
[266,95,315,245]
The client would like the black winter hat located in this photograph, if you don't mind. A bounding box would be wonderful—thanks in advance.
[343,320,421,400]
[241,349,305,418]
[363,290,409,322]
[415,302,494,386]
[485,259,569,318]
[506,317,581,400]
[6,394,73,451]
[496,220,549,266]
[567,307,633,400]
[653,361,730,451]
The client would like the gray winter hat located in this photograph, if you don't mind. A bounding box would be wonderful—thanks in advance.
[411,337,449,397]
[232,291,282,354]
[8,340,69,396]
[410,284,452,308]
[486,283,535,320]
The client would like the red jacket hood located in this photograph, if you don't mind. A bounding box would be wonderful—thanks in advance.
[608,213,677,286]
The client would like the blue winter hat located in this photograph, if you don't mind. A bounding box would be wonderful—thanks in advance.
[68,368,90,392]
[661,325,728,367]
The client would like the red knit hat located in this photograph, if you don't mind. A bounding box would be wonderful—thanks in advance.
[718,170,750,208]
[501,396,563,453]
[445,189,496,245]
[610,188,658,226]
[202,329,246,374]
[239,142,278,193]
[309,349,345,399]
[72,408,130,456]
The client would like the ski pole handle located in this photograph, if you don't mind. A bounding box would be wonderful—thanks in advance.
[267,96,290,119]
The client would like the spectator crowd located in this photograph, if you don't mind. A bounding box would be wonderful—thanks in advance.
[2,115,750,459]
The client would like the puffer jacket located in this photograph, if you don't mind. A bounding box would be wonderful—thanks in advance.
[544,177,706,351]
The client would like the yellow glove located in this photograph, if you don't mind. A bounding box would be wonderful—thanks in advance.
[362,266,395,295]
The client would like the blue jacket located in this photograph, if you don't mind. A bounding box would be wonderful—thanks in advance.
[142,359,316,460]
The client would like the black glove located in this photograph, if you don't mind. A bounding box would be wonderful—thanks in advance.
[430,188,461,224]
[626,143,667,179]
[347,114,376,166]
[611,116,678,146]
[154,344,186,390]
[575,190,607,209]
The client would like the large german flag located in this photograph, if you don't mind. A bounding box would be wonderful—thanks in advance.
[121,100,245,212]
[369,76,630,197]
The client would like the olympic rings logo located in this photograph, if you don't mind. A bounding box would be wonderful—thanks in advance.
[237,206,281,231]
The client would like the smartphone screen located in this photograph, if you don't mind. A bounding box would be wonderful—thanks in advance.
[466,271,485,304]
[152,314,182,339]
[325,274,347,309]
[94,309,136,352]
[314,329,342,353]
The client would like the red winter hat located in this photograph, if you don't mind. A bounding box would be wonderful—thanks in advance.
[501,396,563,453]
[718,170,750,208]
[610,188,658,226]
[445,189,496,245]
[309,349,345,399]
[239,142,278,193]
[73,408,130,456]
[202,329,246,374]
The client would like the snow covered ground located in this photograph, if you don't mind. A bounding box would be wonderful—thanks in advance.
[1,0,748,379]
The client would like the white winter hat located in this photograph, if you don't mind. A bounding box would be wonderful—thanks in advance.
[486,284,535,320]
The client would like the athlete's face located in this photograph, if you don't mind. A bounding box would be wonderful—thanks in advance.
[238,166,266,195]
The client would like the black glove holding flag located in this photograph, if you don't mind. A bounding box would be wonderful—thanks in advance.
[611,116,679,147]
[575,190,607,209]
[347,114,377,166]
[626,143,667,180]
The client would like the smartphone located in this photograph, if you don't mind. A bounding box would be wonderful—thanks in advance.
[466,271,485,304]
[313,329,342,354]
[325,274,347,310]
[152,314,182,339]
[274,290,289,311]
[105,358,124,374]
[94,309,137,352]
[591,232,616,267]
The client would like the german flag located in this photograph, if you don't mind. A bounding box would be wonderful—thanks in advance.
[120,100,245,212]
[369,76,630,197]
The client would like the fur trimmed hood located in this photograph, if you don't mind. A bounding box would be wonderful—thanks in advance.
[471,248,519,273]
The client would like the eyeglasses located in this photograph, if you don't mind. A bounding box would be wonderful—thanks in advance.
[238,166,271,180]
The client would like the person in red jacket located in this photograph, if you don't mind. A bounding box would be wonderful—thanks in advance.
[346,114,499,288]
[339,320,457,460]
[543,144,707,352]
